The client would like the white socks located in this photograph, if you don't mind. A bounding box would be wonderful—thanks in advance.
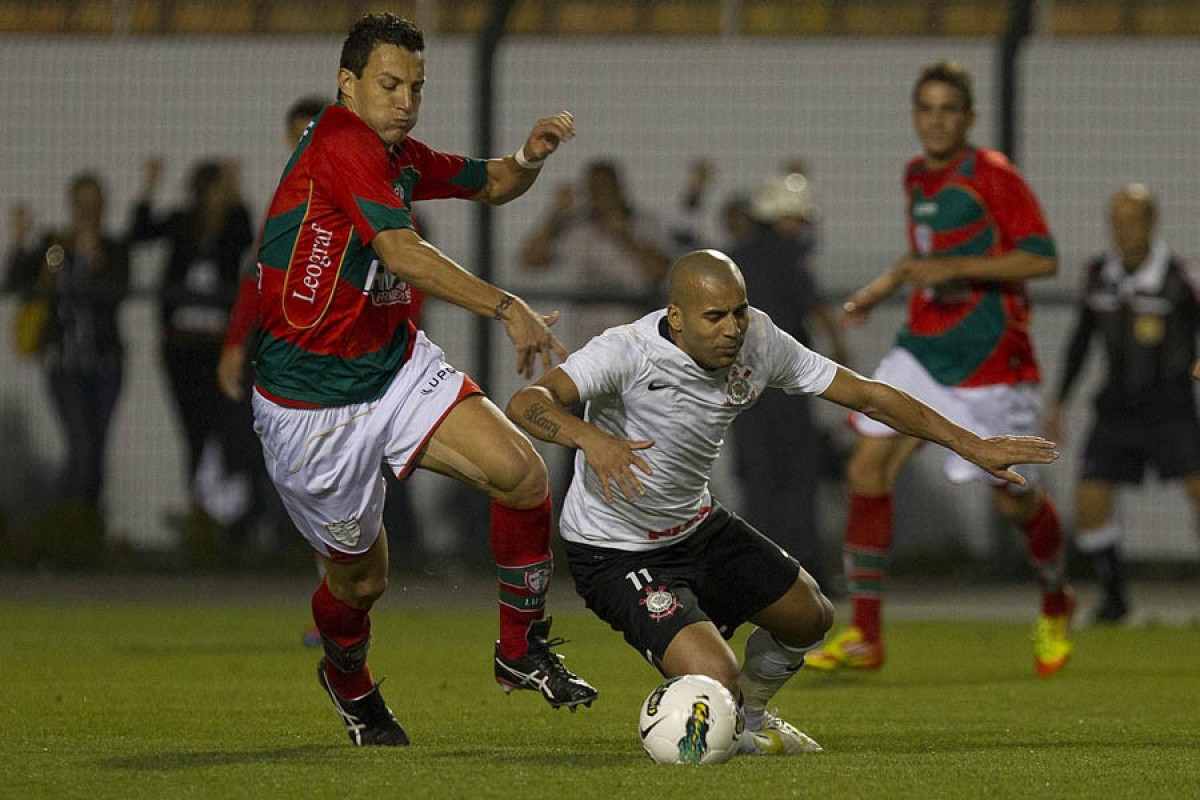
[738,626,815,730]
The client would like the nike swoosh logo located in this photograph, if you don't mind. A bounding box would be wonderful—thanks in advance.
[640,718,666,738]
[647,382,672,391]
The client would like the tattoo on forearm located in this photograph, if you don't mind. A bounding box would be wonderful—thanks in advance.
[524,403,561,439]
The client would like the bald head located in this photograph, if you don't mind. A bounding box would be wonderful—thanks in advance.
[1109,183,1156,269]
[665,250,750,370]
[1110,182,1156,222]
[667,249,746,307]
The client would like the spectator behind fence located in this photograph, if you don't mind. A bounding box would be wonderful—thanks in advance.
[218,95,328,403]
[1045,183,1200,624]
[519,158,672,349]
[215,96,338,577]
[4,174,129,562]
[726,171,849,588]
[808,60,1076,678]
[720,193,757,252]
[129,156,258,558]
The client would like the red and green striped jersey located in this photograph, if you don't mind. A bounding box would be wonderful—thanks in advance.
[253,103,487,407]
[897,146,1055,387]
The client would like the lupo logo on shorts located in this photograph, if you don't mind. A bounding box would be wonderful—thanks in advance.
[419,365,458,395]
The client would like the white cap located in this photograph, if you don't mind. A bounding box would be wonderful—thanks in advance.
[750,172,819,223]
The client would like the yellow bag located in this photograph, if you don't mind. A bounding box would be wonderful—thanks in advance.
[11,243,63,359]
[12,297,50,358]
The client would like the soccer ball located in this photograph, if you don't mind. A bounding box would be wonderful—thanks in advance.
[638,674,743,765]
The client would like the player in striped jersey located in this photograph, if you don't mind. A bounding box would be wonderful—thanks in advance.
[809,61,1076,677]
[250,13,595,746]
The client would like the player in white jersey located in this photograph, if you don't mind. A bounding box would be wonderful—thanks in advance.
[506,249,1059,755]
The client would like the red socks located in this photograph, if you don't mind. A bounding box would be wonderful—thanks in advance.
[1018,494,1072,616]
[311,578,375,699]
[845,493,893,642]
[491,496,554,660]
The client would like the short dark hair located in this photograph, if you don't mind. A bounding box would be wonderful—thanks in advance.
[913,60,974,111]
[189,160,223,202]
[340,13,424,79]
[287,95,327,128]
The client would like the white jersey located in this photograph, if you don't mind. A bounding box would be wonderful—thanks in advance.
[558,307,838,551]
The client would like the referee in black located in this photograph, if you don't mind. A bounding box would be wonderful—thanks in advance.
[1044,183,1200,624]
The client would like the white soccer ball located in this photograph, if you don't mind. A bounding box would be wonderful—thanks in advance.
[638,674,743,764]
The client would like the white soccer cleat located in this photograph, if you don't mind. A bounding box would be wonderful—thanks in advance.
[740,710,823,755]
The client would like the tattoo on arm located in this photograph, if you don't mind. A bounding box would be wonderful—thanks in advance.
[523,402,561,440]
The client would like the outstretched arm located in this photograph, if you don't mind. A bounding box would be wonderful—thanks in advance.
[506,368,654,503]
[841,259,908,326]
[819,366,1058,485]
[901,249,1057,289]
[474,111,576,206]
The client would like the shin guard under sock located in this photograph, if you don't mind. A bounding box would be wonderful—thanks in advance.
[1019,495,1071,615]
[491,496,553,660]
[312,578,374,699]
[845,493,892,641]
[739,627,815,727]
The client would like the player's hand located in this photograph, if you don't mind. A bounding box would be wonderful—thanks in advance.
[841,288,881,326]
[216,344,246,402]
[501,296,568,378]
[523,111,575,162]
[580,433,655,504]
[1193,358,1200,380]
[966,435,1059,486]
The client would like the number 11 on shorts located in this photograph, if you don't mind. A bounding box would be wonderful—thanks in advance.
[626,568,653,590]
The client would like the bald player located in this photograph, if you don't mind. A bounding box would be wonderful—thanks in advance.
[1046,183,1200,624]
[506,249,1060,756]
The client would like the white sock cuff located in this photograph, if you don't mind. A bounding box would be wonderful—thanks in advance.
[773,632,821,655]
[1075,520,1122,553]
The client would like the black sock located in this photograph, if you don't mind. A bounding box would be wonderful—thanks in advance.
[1091,544,1124,599]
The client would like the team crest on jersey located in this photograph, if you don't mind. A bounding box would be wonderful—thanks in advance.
[1133,313,1165,346]
[324,517,362,548]
[724,364,757,406]
[640,587,680,621]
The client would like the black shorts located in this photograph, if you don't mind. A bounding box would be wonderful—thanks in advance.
[564,504,800,668]
[1081,414,1200,483]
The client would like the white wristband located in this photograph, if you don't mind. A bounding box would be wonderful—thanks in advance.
[514,147,545,170]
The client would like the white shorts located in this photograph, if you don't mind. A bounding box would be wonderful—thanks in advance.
[252,331,480,561]
[849,347,1043,486]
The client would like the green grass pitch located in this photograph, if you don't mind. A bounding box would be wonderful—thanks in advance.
[3,596,1198,799]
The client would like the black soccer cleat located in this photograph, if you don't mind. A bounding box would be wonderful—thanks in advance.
[494,617,598,710]
[317,659,410,746]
